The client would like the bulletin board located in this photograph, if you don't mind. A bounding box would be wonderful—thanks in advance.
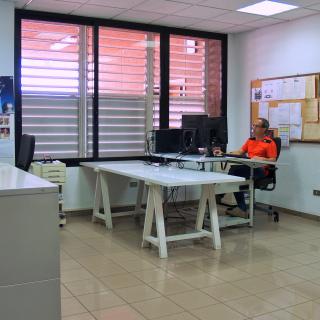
[251,73,320,143]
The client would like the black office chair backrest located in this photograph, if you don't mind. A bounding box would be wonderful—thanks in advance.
[16,134,35,171]
[272,137,281,160]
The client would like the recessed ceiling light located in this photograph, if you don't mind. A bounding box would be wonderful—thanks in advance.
[237,1,298,16]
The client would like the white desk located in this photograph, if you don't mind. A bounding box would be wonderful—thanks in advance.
[152,153,280,227]
[81,161,244,258]
[0,164,60,320]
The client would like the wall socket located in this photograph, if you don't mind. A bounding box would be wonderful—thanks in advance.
[313,190,320,196]
[129,181,138,188]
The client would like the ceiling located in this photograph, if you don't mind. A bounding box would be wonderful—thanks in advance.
[6,0,320,33]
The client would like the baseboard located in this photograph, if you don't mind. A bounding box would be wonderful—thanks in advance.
[65,201,320,222]
[257,202,320,221]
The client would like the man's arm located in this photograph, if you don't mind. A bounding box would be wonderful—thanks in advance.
[228,148,246,155]
[251,156,276,162]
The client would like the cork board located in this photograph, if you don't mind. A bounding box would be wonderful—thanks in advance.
[250,73,320,142]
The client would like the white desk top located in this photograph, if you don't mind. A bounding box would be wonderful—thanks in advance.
[0,164,58,196]
[81,161,245,187]
[81,160,141,169]
[152,153,277,166]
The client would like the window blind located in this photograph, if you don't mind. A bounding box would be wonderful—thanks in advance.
[21,20,81,159]
[169,36,206,128]
[98,28,148,157]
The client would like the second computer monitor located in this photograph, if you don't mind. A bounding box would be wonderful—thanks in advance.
[181,114,208,147]
[203,117,228,152]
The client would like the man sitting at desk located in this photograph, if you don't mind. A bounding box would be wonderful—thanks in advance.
[215,118,277,216]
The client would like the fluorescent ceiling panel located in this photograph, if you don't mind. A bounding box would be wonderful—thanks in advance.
[238,1,298,16]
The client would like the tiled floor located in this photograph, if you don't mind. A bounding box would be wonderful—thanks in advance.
[60,209,320,320]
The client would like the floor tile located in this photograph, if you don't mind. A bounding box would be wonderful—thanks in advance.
[259,271,304,287]
[190,303,246,320]
[131,297,184,319]
[61,259,83,271]
[252,310,302,319]
[61,285,73,298]
[61,297,87,317]
[181,273,224,289]
[100,273,144,289]
[91,305,146,320]
[64,278,109,296]
[285,281,320,299]
[257,288,309,308]
[237,262,280,276]
[168,290,219,311]
[286,266,320,281]
[148,278,193,295]
[226,295,279,318]
[115,284,161,303]
[62,313,95,320]
[117,259,157,272]
[286,301,320,320]
[61,268,94,283]
[77,291,126,312]
[286,254,320,265]
[267,257,302,271]
[132,268,174,283]
[152,312,198,320]
[84,262,127,277]
[233,276,279,294]
[201,282,250,302]
[208,266,252,281]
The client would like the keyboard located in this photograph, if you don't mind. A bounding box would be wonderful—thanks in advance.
[224,153,249,159]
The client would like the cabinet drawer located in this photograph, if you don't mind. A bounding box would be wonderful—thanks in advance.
[42,171,65,179]
[41,167,65,174]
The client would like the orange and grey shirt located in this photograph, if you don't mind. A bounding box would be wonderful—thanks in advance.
[241,137,277,175]
[241,137,277,159]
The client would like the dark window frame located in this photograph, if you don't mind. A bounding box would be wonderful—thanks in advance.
[15,9,228,166]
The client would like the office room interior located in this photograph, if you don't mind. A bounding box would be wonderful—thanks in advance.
[1,0,320,319]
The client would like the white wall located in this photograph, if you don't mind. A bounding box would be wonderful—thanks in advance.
[228,14,320,216]
[0,1,15,165]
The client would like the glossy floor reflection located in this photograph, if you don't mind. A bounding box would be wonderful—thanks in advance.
[60,210,320,320]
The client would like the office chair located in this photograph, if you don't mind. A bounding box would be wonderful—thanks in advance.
[254,137,281,222]
[16,134,35,172]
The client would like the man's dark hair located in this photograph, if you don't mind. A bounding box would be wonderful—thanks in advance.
[257,118,269,130]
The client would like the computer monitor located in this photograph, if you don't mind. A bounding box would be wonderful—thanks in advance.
[203,117,228,153]
[181,114,208,147]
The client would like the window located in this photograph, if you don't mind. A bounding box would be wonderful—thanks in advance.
[169,35,222,128]
[18,15,225,162]
[21,20,93,159]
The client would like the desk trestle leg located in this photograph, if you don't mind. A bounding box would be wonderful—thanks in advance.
[196,184,221,250]
[92,171,113,230]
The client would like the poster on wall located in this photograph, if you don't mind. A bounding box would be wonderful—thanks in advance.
[0,76,15,159]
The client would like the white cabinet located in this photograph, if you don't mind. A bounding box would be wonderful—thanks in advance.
[0,164,61,320]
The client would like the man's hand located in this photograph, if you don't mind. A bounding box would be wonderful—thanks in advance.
[213,149,224,156]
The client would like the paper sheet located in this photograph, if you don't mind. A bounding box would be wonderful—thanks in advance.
[282,78,294,100]
[278,103,290,125]
[290,125,302,140]
[292,77,306,99]
[305,75,316,99]
[258,102,269,120]
[304,99,319,122]
[290,103,302,125]
[303,122,320,140]
[278,126,290,147]
[251,88,262,102]
[269,107,279,128]
[261,80,276,101]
